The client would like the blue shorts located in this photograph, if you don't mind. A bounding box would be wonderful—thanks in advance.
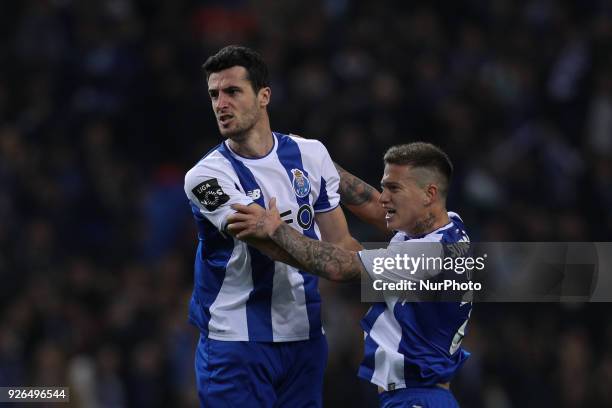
[379,386,459,408]
[195,334,328,407]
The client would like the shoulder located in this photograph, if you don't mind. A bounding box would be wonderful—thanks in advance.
[184,147,231,188]
[276,132,328,153]
[439,211,470,243]
[448,211,463,224]
[187,147,229,174]
[447,211,468,234]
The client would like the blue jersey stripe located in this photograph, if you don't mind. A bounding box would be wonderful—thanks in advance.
[398,222,472,386]
[360,302,386,332]
[313,176,331,212]
[189,202,233,336]
[358,333,379,382]
[217,143,275,341]
[275,133,322,337]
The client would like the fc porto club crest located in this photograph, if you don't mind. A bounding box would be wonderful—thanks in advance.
[291,168,311,198]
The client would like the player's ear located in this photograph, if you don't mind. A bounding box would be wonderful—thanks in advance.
[258,87,271,107]
[424,184,437,206]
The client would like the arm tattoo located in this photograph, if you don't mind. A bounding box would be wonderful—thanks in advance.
[270,223,363,281]
[334,162,377,206]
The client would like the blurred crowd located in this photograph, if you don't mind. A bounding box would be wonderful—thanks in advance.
[1,0,611,407]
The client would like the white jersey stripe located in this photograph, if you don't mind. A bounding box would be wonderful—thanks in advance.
[207,240,252,340]
[371,306,405,389]
[271,262,310,341]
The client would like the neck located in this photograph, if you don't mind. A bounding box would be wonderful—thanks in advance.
[227,119,273,158]
[408,208,449,237]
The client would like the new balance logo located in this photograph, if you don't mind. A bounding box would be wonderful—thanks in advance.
[247,189,261,200]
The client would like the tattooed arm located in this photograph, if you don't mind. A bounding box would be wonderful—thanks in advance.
[334,162,388,233]
[287,133,386,232]
[227,198,365,282]
[269,222,364,282]
[224,203,304,270]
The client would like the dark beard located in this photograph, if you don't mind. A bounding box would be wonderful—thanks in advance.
[220,116,257,142]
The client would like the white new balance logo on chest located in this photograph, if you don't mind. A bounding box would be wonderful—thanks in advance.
[247,189,261,200]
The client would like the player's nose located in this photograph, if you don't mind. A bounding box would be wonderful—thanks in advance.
[215,94,230,111]
[379,190,390,204]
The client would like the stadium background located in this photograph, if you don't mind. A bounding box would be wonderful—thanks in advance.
[1,0,611,406]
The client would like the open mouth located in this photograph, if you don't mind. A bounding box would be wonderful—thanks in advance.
[385,209,396,219]
[218,114,233,125]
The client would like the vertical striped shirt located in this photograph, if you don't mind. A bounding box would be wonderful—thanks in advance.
[357,212,472,390]
[184,132,339,341]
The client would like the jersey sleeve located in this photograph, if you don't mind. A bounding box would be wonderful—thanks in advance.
[358,241,445,283]
[313,142,340,212]
[184,156,253,232]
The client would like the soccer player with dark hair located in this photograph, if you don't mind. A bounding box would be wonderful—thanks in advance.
[229,142,473,407]
[184,45,384,407]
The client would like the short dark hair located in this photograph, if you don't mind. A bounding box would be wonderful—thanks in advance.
[384,142,453,195]
[202,45,269,92]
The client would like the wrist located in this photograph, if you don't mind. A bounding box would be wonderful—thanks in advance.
[269,221,285,241]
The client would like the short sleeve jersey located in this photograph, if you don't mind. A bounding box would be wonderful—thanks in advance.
[357,212,473,390]
[184,132,339,341]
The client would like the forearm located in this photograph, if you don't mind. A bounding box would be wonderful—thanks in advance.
[270,223,363,282]
[336,235,363,252]
[243,237,304,270]
[334,162,388,232]
[225,209,305,269]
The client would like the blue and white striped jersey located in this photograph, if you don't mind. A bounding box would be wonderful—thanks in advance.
[357,212,472,390]
[184,132,339,342]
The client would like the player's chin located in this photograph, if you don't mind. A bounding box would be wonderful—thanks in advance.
[220,127,245,140]
[218,126,232,137]
[218,121,234,132]
[385,217,400,230]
